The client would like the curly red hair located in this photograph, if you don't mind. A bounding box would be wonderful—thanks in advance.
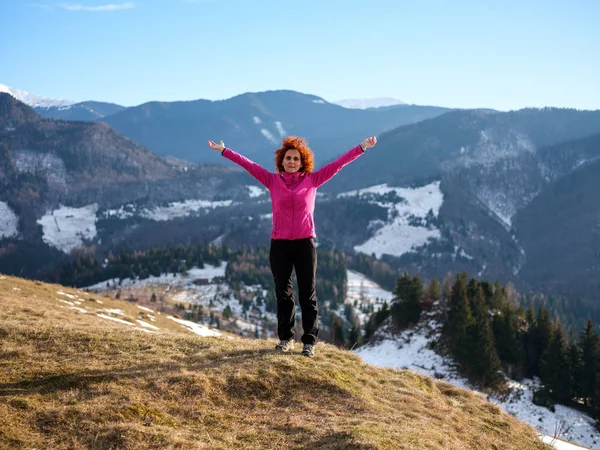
[274,136,315,173]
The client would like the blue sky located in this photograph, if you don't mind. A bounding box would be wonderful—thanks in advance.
[1,0,598,110]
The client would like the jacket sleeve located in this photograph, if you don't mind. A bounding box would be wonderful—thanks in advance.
[310,145,365,188]
[221,148,274,189]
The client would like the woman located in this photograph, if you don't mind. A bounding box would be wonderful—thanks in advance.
[207,135,377,357]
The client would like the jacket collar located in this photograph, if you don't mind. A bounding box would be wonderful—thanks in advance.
[280,171,306,180]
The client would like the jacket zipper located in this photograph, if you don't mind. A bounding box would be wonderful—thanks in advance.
[291,174,295,240]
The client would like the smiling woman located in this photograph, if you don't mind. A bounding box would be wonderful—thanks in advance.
[273,136,314,174]
[207,135,377,358]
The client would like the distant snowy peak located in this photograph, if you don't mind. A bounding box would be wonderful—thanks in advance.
[0,83,77,108]
[333,97,406,109]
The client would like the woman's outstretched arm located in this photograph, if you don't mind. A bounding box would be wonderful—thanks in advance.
[311,136,377,188]
[208,140,274,189]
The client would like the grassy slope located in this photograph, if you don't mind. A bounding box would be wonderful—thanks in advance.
[0,274,551,450]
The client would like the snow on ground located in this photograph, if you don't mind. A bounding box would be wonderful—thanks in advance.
[140,199,233,221]
[261,129,278,144]
[274,121,286,137]
[84,263,227,291]
[333,97,405,109]
[167,316,222,337]
[84,262,272,337]
[247,185,266,198]
[102,308,125,316]
[542,435,595,450]
[136,319,160,330]
[339,182,444,258]
[0,83,76,108]
[96,313,134,326]
[102,199,234,221]
[37,204,98,253]
[344,270,393,324]
[137,305,155,313]
[355,325,598,449]
[0,201,19,238]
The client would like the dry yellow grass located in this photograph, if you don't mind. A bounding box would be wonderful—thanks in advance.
[0,274,552,449]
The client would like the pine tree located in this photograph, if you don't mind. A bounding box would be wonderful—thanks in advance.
[465,286,503,386]
[523,304,537,377]
[467,277,480,305]
[531,304,553,376]
[446,273,473,341]
[490,281,507,310]
[330,314,345,347]
[540,321,572,403]
[578,319,599,406]
[222,305,233,320]
[492,305,524,377]
[429,278,441,301]
[479,281,494,306]
[567,329,582,400]
[391,273,423,330]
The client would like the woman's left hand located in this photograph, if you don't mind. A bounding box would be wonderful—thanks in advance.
[361,136,377,149]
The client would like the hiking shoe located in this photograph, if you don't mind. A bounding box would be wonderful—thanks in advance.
[275,339,294,352]
[302,344,315,358]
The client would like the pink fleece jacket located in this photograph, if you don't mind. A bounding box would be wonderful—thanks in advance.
[222,145,365,240]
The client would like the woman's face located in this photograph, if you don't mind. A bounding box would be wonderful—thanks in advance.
[283,149,303,173]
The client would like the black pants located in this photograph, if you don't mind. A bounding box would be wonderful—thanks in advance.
[269,238,318,345]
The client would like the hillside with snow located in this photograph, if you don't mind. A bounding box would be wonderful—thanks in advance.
[80,259,597,449]
[333,97,407,109]
[0,83,76,108]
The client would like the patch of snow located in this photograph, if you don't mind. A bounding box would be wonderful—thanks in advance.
[133,327,155,333]
[96,313,134,326]
[345,270,393,324]
[478,263,487,277]
[66,305,88,313]
[459,248,473,260]
[102,205,137,219]
[356,324,599,450]
[475,187,514,228]
[0,202,19,238]
[211,234,226,246]
[261,129,278,144]
[247,185,265,198]
[38,204,98,253]
[136,319,160,330]
[274,121,286,137]
[340,182,443,258]
[137,305,155,313]
[0,83,77,108]
[84,263,227,291]
[102,308,125,316]
[541,435,591,450]
[312,99,326,104]
[14,150,67,184]
[333,97,405,109]
[57,291,78,299]
[141,199,233,221]
[58,299,75,306]
[167,316,221,337]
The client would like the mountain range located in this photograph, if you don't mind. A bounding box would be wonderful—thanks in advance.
[1,85,600,328]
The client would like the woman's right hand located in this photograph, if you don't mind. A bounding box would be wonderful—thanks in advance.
[208,140,225,152]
